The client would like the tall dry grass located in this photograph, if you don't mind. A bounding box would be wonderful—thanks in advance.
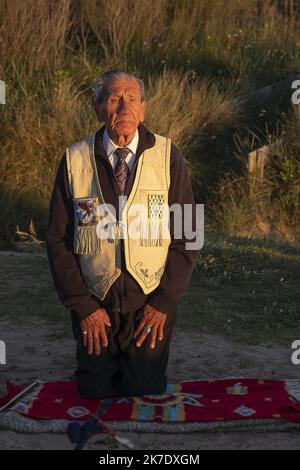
[0,0,300,241]
[145,71,239,149]
[81,0,166,64]
[0,0,70,78]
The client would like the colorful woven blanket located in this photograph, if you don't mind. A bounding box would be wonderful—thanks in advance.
[1,379,300,433]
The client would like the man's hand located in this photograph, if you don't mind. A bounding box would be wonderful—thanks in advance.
[80,307,111,356]
[133,304,167,349]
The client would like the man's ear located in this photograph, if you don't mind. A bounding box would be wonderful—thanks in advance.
[94,102,106,123]
[140,100,146,123]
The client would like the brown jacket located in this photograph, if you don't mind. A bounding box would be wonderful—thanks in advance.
[46,124,199,320]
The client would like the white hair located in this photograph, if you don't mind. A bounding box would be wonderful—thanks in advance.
[94,70,145,105]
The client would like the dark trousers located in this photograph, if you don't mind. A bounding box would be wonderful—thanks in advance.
[70,305,176,399]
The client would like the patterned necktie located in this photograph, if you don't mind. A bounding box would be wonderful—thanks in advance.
[114,147,130,193]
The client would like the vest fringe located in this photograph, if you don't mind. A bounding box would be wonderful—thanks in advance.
[74,225,102,254]
[140,218,163,247]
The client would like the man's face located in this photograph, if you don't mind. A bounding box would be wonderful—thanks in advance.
[96,79,146,142]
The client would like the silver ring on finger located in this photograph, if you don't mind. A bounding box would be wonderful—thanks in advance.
[144,326,152,334]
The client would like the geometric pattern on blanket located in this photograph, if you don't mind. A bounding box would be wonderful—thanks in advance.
[1,379,300,427]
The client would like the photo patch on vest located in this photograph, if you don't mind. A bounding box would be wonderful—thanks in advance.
[148,194,165,218]
[73,197,98,226]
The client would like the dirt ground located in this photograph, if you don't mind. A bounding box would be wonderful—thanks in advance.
[1,315,300,450]
[0,246,300,450]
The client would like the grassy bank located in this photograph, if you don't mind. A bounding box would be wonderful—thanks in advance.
[1,0,300,241]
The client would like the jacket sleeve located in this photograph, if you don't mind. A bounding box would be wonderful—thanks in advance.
[147,143,200,316]
[46,153,101,320]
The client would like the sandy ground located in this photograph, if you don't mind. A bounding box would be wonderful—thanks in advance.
[1,316,300,450]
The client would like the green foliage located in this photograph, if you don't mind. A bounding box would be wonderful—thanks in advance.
[1,0,300,241]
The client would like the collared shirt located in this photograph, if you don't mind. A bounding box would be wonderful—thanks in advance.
[102,127,139,172]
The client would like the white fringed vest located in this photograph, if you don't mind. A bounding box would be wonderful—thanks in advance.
[66,132,171,300]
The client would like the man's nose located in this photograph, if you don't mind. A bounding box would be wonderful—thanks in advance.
[117,98,131,113]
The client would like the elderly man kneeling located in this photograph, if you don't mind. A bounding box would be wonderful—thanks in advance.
[46,70,199,399]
